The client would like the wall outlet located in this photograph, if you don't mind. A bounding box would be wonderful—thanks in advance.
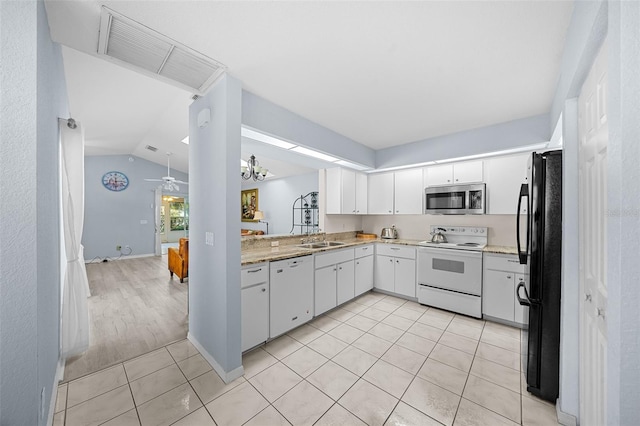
[116,245,122,251]
[271,241,279,247]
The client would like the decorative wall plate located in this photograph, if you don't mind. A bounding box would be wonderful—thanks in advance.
[102,171,129,192]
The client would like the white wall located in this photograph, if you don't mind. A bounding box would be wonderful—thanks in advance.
[189,75,242,380]
[607,2,640,424]
[83,155,188,259]
[241,172,319,235]
[361,214,518,246]
[0,1,68,424]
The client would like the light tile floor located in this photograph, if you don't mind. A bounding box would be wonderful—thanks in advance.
[53,291,560,426]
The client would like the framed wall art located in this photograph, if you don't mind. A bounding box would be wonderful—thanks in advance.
[241,188,259,222]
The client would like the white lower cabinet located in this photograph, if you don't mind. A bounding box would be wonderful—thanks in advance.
[241,263,269,352]
[314,249,355,316]
[482,253,528,327]
[270,256,314,338]
[315,265,337,315]
[354,255,374,296]
[374,244,416,298]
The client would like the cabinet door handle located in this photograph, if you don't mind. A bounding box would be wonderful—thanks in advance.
[276,269,283,273]
[585,293,592,302]
[506,275,512,279]
[396,260,399,263]
[261,288,266,292]
[396,210,399,213]
[356,261,360,265]
[597,308,605,319]
[391,248,400,251]
[333,268,337,271]
[353,210,356,213]
[388,210,392,213]
[290,264,299,268]
[389,259,393,262]
[362,247,368,250]
[247,268,262,273]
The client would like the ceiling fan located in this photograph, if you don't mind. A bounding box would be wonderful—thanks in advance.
[145,152,188,192]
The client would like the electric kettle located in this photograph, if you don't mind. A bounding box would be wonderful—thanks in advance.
[380,225,398,239]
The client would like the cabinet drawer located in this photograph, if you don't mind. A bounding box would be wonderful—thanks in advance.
[315,248,354,269]
[484,254,525,273]
[354,245,374,259]
[241,263,268,288]
[376,244,416,260]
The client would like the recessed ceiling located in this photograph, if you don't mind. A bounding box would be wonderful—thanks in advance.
[46,0,574,172]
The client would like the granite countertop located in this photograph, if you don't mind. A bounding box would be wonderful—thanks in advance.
[241,237,424,265]
[242,239,519,265]
[483,245,518,255]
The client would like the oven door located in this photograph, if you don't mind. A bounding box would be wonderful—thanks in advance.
[417,247,482,295]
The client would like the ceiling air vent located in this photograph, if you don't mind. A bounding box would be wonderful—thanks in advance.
[97,7,226,95]
[145,145,158,152]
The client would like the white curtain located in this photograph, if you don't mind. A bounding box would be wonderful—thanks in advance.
[60,119,90,358]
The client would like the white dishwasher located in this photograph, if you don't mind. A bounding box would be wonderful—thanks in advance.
[269,255,314,338]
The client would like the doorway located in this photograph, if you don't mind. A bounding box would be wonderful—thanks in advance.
[160,194,189,254]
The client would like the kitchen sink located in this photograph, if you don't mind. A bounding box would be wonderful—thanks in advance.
[297,241,346,249]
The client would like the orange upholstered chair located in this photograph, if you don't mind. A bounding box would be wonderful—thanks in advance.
[168,238,189,283]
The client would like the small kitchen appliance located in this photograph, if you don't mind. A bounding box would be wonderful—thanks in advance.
[380,225,398,239]
[424,183,486,215]
[417,226,488,318]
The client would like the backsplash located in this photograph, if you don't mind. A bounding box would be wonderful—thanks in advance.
[361,214,522,246]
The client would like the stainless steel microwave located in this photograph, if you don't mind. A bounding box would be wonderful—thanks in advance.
[425,183,486,215]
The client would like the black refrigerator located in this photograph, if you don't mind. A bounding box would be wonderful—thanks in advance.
[516,150,562,403]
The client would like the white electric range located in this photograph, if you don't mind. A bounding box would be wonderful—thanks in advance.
[416,226,487,318]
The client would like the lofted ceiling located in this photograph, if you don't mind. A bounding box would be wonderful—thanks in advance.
[45,0,574,176]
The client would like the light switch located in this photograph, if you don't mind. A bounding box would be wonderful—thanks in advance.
[140,219,148,224]
[205,232,215,246]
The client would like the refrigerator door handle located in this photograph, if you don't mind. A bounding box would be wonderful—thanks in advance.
[516,281,538,306]
[516,183,530,264]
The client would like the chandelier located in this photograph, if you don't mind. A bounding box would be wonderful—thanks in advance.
[241,155,268,181]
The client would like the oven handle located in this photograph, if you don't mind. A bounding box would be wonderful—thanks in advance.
[516,183,529,265]
[418,247,482,259]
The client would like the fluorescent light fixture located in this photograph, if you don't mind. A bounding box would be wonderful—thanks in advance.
[290,146,340,162]
[181,136,189,145]
[368,161,437,173]
[241,127,296,150]
[334,160,372,171]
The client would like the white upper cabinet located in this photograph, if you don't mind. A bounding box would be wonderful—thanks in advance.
[325,168,366,214]
[394,169,423,214]
[453,161,483,184]
[485,153,530,214]
[355,172,368,214]
[342,169,356,214]
[426,164,453,186]
[425,161,484,186]
[368,172,395,215]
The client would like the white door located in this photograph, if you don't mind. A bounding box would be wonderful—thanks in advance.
[453,160,483,184]
[336,260,355,305]
[394,169,423,214]
[425,164,453,186]
[342,169,356,214]
[374,255,395,292]
[368,173,394,214]
[394,258,416,298]
[241,284,269,352]
[354,255,374,296]
[314,265,337,316]
[325,168,342,214]
[578,39,608,426]
[355,173,368,214]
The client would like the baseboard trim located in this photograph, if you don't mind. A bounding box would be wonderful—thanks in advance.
[46,358,65,426]
[187,332,244,384]
[556,399,578,426]
[84,253,157,264]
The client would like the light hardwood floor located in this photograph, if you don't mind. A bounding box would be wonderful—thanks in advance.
[63,255,188,382]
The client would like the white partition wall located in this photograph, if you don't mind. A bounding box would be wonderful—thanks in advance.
[188,74,243,382]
